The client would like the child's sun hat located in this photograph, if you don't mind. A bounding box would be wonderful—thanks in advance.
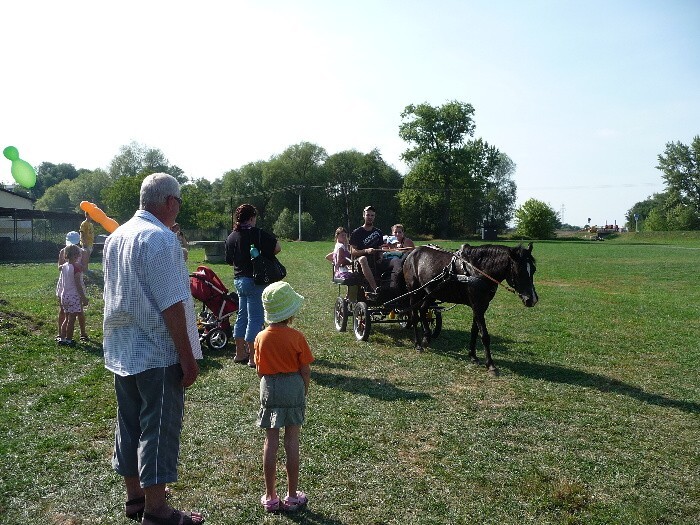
[262,281,304,324]
[65,231,80,246]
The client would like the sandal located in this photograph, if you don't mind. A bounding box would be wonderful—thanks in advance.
[125,496,145,522]
[282,491,308,512]
[260,495,280,512]
[233,352,250,364]
[142,509,205,525]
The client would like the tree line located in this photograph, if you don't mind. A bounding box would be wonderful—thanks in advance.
[26,101,521,240]
[18,99,697,239]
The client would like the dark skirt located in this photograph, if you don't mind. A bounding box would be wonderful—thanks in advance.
[257,372,306,428]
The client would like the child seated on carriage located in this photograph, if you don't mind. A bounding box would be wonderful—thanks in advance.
[326,227,354,281]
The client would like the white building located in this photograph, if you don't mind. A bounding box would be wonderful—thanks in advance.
[0,186,34,240]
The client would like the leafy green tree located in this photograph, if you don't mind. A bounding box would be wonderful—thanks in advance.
[34,179,73,211]
[481,151,517,231]
[108,142,185,182]
[656,136,700,217]
[625,192,668,230]
[221,161,271,228]
[643,208,668,231]
[399,100,476,237]
[514,199,559,239]
[272,208,317,240]
[265,142,327,236]
[102,174,147,223]
[67,169,111,209]
[626,190,700,231]
[179,181,228,232]
[32,162,79,199]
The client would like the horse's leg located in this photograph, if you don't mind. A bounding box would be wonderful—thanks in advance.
[473,309,498,376]
[469,315,480,365]
[419,302,431,348]
[411,306,423,352]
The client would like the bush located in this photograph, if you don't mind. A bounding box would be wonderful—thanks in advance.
[514,199,559,239]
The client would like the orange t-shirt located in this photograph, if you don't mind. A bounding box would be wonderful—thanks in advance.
[254,324,314,375]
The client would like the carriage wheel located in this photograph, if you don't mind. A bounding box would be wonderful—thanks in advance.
[207,327,228,350]
[426,309,443,338]
[334,297,348,332]
[353,302,371,341]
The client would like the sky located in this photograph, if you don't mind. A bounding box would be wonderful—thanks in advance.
[2,0,699,228]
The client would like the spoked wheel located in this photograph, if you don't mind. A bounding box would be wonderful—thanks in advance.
[207,327,228,350]
[334,297,349,332]
[426,309,443,338]
[353,302,371,341]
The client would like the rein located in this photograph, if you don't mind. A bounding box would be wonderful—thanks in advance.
[424,244,521,298]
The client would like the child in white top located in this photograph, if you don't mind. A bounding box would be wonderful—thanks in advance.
[56,244,89,346]
[325,227,352,279]
[57,231,90,342]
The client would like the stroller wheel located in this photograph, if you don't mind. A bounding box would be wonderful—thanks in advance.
[207,327,228,350]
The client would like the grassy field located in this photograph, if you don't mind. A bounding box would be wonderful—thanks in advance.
[1,233,699,524]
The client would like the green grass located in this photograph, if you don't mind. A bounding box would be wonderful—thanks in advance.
[1,235,699,524]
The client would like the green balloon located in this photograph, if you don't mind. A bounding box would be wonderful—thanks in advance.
[3,146,19,161]
[3,146,37,188]
[11,159,37,188]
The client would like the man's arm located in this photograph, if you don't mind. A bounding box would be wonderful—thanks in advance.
[162,301,199,388]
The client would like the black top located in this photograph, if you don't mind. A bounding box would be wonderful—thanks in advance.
[349,226,383,251]
[225,227,278,279]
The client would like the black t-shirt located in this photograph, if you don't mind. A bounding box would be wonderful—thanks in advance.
[225,227,277,278]
[349,226,383,251]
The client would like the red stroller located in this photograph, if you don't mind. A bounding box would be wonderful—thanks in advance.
[189,265,238,350]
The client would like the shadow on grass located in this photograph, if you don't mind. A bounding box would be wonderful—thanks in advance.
[426,330,519,362]
[284,509,346,525]
[311,369,431,402]
[500,359,700,414]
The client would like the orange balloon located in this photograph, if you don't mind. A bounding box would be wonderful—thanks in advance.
[80,201,120,233]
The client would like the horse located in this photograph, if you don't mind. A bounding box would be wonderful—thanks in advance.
[400,243,538,375]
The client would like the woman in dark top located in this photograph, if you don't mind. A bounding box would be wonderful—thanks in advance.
[225,204,281,367]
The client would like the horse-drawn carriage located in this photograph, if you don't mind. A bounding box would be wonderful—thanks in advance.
[332,262,443,342]
[331,243,539,375]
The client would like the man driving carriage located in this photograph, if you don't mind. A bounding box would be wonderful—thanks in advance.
[349,206,405,299]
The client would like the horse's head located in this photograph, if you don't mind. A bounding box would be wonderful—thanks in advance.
[507,243,539,307]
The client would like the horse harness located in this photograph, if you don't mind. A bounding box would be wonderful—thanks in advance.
[426,244,521,298]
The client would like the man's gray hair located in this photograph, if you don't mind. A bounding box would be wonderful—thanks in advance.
[140,173,180,210]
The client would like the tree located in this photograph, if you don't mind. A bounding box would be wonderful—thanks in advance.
[102,174,147,223]
[626,190,700,231]
[481,152,517,231]
[34,179,73,211]
[67,169,111,209]
[514,199,559,239]
[656,136,700,216]
[272,208,316,240]
[108,142,185,182]
[32,162,79,199]
[399,101,476,237]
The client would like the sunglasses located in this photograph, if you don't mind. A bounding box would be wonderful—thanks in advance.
[172,196,182,206]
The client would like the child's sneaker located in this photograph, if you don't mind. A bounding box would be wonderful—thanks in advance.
[282,491,308,512]
[260,495,280,513]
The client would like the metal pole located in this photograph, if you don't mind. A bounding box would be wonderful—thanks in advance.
[298,191,302,241]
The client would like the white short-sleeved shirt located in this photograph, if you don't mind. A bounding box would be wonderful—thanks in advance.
[102,210,202,376]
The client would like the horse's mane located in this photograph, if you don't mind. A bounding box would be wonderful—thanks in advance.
[460,243,535,269]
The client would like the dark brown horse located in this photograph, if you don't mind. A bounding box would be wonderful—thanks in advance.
[401,243,538,375]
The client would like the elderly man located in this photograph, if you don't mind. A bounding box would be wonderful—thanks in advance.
[102,173,205,525]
